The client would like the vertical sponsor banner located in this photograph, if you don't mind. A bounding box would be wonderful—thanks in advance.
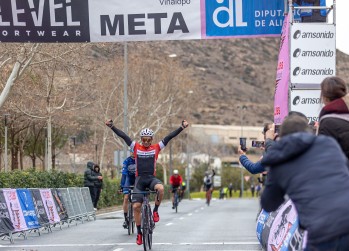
[81,187,94,213]
[39,189,60,224]
[0,190,15,234]
[290,24,336,85]
[57,188,76,218]
[2,189,28,232]
[88,0,202,42]
[30,189,49,225]
[51,189,68,221]
[16,189,40,229]
[0,0,90,42]
[204,0,284,38]
[274,14,290,125]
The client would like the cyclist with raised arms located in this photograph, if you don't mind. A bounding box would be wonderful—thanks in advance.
[120,149,136,229]
[204,169,215,205]
[106,119,189,245]
[169,169,183,209]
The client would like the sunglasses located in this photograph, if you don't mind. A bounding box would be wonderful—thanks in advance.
[141,138,152,143]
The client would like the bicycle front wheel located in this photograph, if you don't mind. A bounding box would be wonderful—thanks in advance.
[174,191,178,213]
[142,205,149,251]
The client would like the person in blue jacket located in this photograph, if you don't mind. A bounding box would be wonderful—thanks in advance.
[238,122,275,174]
[261,114,349,250]
[120,149,136,229]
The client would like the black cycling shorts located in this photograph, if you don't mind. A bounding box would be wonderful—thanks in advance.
[171,185,180,193]
[204,184,213,191]
[132,175,162,203]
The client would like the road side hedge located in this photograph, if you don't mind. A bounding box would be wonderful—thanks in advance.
[0,170,121,208]
[0,170,174,208]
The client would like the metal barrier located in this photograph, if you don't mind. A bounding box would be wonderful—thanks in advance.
[0,187,96,244]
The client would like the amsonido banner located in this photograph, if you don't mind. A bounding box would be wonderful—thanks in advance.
[0,0,286,43]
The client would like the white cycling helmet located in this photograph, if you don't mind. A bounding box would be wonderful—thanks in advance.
[140,128,154,137]
[173,170,179,175]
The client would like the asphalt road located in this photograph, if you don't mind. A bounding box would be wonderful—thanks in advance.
[0,198,262,251]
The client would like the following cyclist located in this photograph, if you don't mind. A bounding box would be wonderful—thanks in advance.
[106,119,189,245]
[180,181,187,201]
[169,169,183,209]
[120,149,136,229]
[203,169,215,205]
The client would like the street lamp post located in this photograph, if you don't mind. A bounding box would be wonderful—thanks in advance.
[123,42,128,161]
[71,136,76,173]
[3,114,10,172]
[238,105,247,198]
[186,90,193,199]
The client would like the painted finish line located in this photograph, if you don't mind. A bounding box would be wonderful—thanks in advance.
[1,241,260,247]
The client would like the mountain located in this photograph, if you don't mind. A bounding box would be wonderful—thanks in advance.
[145,38,349,126]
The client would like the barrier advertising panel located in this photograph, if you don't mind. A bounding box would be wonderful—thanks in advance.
[257,200,302,251]
[39,189,60,224]
[30,189,49,225]
[16,189,40,229]
[0,190,15,234]
[2,189,28,232]
[0,0,285,43]
[51,189,68,221]
[57,188,76,218]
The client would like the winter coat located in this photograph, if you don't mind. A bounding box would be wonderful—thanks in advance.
[318,93,349,159]
[93,166,103,189]
[261,132,349,244]
[84,161,99,187]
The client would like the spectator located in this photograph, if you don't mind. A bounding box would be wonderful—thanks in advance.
[318,76,349,159]
[293,0,327,23]
[256,184,261,197]
[228,183,233,198]
[238,122,274,174]
[84,161,102,209]
[261,114,349,250]
[93,164,103,209]
[250,184,255,197]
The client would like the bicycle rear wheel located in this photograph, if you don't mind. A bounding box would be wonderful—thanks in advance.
[174,191,178,213]
[128,204,134,235]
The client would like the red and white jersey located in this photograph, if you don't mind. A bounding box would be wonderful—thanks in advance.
[130,141,165,176]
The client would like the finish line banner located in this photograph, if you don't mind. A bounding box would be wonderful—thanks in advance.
[0,0,285,43]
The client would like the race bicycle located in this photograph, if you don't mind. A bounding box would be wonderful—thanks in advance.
[131,189,158,251]
[172,187,180,213]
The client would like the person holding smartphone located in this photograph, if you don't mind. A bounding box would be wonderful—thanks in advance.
[238,123,274,174]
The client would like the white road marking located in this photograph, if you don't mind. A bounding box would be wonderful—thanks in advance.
[0,242,261,249]
[179,217,184,220]
[201,207,204,210]
[166,222,173,226]
[187,213,192,216]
